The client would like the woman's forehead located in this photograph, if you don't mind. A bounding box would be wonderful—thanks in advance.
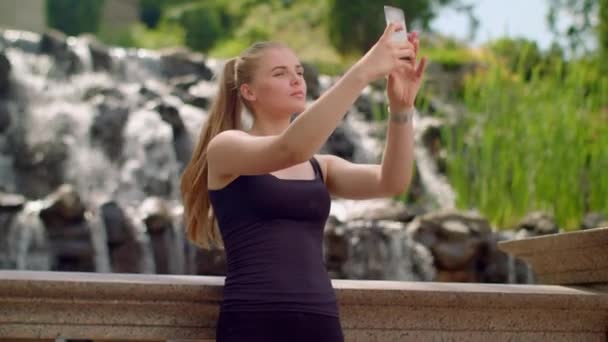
[259,48,301,71]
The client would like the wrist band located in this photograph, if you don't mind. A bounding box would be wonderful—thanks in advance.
[388,106,415,124]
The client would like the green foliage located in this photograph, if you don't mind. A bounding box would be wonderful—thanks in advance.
[420,36,476,70]
[207,0,345,74]
[97,18,185,50]
[178,3,225,52]
[444,52,608,229]
[600,0,608,70]
[46,0,105,36]
[326,0,455,55]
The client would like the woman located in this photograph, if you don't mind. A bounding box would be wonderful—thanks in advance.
[180,22,426,342]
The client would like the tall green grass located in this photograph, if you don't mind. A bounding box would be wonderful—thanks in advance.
[444,54,608,229]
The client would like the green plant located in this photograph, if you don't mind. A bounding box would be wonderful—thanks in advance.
[444,53,608,229]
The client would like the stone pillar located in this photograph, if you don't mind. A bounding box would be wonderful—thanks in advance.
[498,226,608,287]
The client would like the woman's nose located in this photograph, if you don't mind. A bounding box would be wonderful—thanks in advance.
[290,72,301,85]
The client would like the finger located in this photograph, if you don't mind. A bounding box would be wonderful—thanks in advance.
[396,49,416,63]
[407,32,415,43]
[396,58,416,71]
[413,38,419,56]
[395,40,415,51]
[416,56,428,78]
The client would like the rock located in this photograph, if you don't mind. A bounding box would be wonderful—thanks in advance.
[39,29,81,75]
[12,138,68,198]
[0,102,11,133]
[325,219,435,281]
[169,75,200,91]
[407,210,492,281]
[101,201,145,273]
[435,269,477,282]
[37,185,95,272]
[432,238,480,270]
[89,98,130,161]
[479,230,534,284]
[517,211,559,237]
[39,184,86,227]
[140,197,177,274]
[302,62,320,99]
[354,90,387,122]
[83,85,124,101]
[152,99,192,170]
[82,34,113,71]
[354,95,373,121]
[171,88,209,109]
[0,191,26,213]
[421,122,446,173]
[581,212,607,230]
[323,124,355,160]
[102,201,135,244]
[140,197,173,233]
[182,80,216,109]
[0,52,10,95]
[330,198,417,223]
[404,165,425,205]
[160,48,213,80]
[154,100,184,130]
[138,84,161,101]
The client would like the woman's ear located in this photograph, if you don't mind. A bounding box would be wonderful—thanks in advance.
[239,84,256,102]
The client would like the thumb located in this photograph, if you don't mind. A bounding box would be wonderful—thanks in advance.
[381,22,400,41]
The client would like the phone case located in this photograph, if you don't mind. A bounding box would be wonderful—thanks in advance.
[384,5,407,42]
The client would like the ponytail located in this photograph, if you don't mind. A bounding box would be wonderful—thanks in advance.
[180,58,242,249]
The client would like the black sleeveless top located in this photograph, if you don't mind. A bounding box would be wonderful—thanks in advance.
[207,157,339,317]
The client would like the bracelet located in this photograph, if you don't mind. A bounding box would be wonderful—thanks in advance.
[388,106,415,124]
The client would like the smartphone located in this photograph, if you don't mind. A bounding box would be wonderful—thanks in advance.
[384,5,407,43]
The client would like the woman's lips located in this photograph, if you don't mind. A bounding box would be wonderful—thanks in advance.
[291,91,305,99]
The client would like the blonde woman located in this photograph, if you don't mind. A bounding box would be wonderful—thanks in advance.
[180,23,426,342]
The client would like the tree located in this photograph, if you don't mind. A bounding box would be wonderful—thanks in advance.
[326,0,462,55]
[179,4,223,52]
[46,0,105,36]
[599,0,608,65]
[139,0,165,28]
[547,0,605,55]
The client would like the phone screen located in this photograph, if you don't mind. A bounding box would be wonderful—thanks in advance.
[384,5,407,42]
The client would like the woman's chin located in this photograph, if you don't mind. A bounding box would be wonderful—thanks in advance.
[292,102,307,113]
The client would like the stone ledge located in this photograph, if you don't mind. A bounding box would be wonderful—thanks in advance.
[498,226,608,285]
[1,270,608,341]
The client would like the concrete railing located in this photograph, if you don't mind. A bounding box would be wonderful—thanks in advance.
[2,266,608,341]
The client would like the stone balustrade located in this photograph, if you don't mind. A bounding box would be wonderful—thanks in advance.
[499,226,608,287]
[1,263,608,341]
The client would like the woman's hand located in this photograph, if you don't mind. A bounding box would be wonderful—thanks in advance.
[386,31,427,113]
[355,23,416,83]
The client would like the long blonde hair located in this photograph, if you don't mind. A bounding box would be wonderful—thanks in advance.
[180,41,285,250]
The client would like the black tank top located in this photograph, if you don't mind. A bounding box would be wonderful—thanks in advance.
[208,157,339,317]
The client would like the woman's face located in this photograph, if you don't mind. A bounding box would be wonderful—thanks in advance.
[241,47,307,119]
